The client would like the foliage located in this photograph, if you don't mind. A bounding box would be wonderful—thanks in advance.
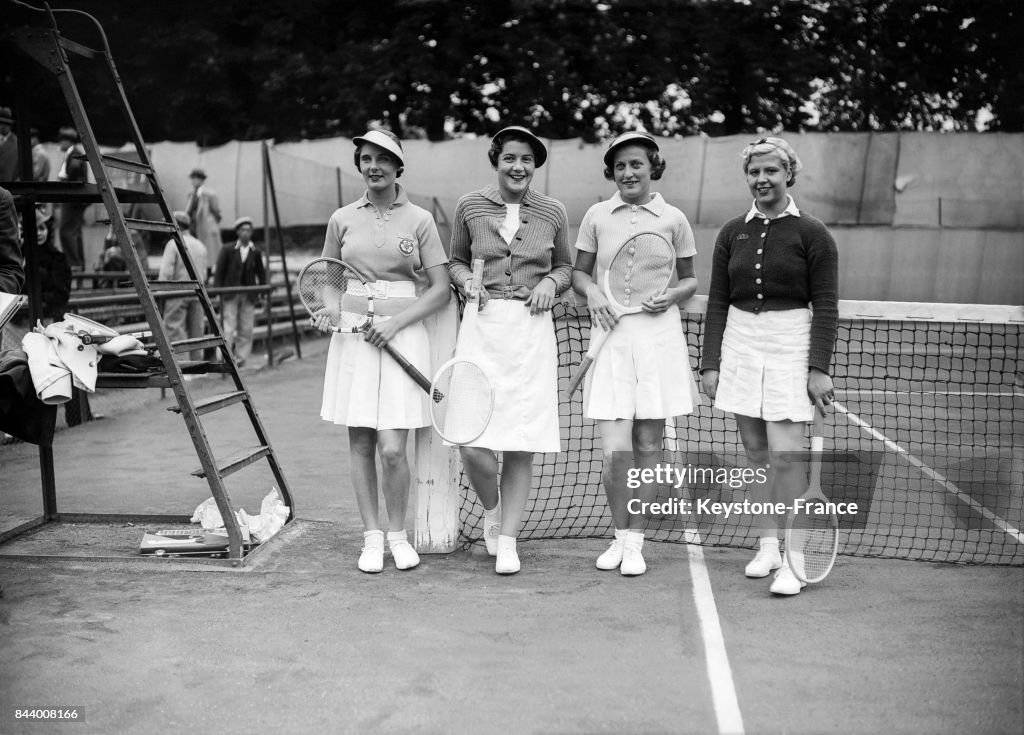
[2,0,1018,144]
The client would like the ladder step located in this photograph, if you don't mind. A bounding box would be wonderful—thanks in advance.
[192,446,271,479]
[171,335,224,353]
[98,217,176,232]
[168,390,248,416]
[150,280,202,293]
[59,37,99,58]
[98,153,154,176]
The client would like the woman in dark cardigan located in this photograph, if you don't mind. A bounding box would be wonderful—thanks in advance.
[700,137,839,596]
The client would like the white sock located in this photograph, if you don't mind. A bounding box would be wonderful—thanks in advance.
[497,534,516,551]
[613,528,628,541]
[625,530,645,548]
[483,505,500,526]
[363,529,384,547]
[386,530,409,547]
[759,536,780,548]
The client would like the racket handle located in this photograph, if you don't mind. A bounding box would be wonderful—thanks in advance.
[565,322,613,397]
[565,356,594,398]
[381,341,433,395]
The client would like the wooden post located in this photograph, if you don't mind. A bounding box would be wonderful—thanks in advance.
[412,297,460,552]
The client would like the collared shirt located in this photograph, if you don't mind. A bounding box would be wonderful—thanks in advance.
[323,184,447,292]
[448,185,572,299]
[744,195,801,223]
[239,242,254,264]
[575,191,697,286]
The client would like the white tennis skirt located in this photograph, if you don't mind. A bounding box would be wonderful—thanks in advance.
[454,299,561,453]
[584,305,700,421]
[321,317,431,430]
[714,306,814,422]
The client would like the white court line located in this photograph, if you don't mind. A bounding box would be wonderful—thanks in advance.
[685,528,745,735]
[833,401,1024,545]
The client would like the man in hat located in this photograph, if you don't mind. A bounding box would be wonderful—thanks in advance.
[158,211,209,363]
[56,126,88,269]
[214,216,266,367]
[0,107,18,182]
[184,168,222,268]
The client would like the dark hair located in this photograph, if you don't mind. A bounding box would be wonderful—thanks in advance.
[487,130,544,169]
[603,145,667,181]
[353,129,404,178]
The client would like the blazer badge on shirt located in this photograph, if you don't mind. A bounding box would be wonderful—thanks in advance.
[397,235,416,256]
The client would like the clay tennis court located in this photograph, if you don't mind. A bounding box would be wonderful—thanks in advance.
[2,336,1021,734]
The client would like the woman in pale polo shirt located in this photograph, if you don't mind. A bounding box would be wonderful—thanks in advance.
[572,132,700,577]
[317,129,451,574]
[448,125,572,574]
[700,137,838,596]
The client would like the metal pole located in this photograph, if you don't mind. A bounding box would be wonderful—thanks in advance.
[262,142,302,358]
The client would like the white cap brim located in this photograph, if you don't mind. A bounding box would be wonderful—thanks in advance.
[353,130,405,166]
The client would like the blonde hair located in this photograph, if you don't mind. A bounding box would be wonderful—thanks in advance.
[741,137,802,186]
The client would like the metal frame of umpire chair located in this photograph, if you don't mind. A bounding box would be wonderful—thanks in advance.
[1,2,295,565]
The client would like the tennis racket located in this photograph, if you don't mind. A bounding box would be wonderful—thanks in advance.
[429,259,493,445]
[565,231,676,397]
[298,257,433,395]
[785,411,839,584]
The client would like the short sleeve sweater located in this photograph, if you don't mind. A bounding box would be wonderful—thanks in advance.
[701,209,839,374]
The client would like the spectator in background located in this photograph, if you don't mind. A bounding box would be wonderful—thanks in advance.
[159,211,208,361]
[214,216,265,368]
[30,128,50,183]
[185,168,222,268]
[56,126,88,269]
[0,108,17,182]
[0,186,24,297]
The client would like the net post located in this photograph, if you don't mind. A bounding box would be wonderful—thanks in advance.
[413,297,461,552]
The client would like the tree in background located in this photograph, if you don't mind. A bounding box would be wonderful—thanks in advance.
[2,0,1019,144]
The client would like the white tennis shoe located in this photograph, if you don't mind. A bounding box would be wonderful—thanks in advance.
[387,531,420,571]
[745,541,782,578]
[596,531,627,570]
[358,530,385,574]
[770,564,806,595]
[620,534,646,576]
[495,535,520,574]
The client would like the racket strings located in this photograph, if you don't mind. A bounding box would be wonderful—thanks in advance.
[300,262,367,329]
[788,514,837,580]
[606,235,675,308]
[431,361,491,445]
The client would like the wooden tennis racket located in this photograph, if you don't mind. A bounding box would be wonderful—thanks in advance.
[565,231,676,397]
[786,410,839,584]
[430,259,493,445]
[297,257,433,394]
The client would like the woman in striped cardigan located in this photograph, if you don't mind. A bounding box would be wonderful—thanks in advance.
[447,126,573,575]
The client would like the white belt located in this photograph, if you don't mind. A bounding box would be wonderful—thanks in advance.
[347,280,416,299]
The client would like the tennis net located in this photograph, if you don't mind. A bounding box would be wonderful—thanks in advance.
[457,298,1024,565]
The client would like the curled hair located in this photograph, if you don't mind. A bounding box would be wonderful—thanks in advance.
[353,129,404,178]
[741,137,802,187]
[488,130,544,168]
[603,146,667,181]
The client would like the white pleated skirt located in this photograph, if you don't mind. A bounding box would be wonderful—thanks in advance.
[320,319,431,430]
[714,306,814,422]
[583,305,700,420]
[454,299,561,453]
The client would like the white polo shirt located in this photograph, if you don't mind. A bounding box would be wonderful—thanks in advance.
[575,191,697,286]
